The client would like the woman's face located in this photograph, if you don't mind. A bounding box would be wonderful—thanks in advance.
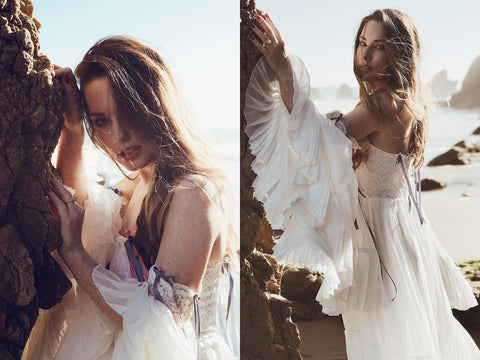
[355,20,389,84]
[83,77,158,171]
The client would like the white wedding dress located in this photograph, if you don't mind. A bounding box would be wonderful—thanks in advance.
[22,181,238,360]
[244,54,480,359]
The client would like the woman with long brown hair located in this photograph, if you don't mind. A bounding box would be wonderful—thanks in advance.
[245,9,479,359]
[23,36,237,359]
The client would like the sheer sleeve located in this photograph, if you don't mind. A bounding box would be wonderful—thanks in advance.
[244,54,396,314]
[92,265,196,360]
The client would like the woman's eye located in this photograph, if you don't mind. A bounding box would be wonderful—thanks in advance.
[359,41,367,47]
[375,45,385,50]
[93,118,109,128]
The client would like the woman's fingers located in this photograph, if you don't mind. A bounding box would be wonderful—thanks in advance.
[49,176,76,204]
[53,66,71,79]
[250,35,267,55]
[249,23,271,46]
[46,187,68,217]
[264,13,283,43]
[254,14,276,43]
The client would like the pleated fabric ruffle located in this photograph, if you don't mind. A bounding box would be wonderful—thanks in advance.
[245,55,397,314]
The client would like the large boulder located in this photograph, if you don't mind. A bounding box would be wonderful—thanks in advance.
[428,139,480,166]
[281,266,325,321]
[421,178,445,191]
[0,1,70,358]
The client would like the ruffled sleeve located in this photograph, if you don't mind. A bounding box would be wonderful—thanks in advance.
[244,54,395,315]
[92,265,196,360]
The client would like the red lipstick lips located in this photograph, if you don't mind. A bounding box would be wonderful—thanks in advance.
[119,146,141,161]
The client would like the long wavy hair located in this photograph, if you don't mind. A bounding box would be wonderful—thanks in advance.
[75,36,236,268]
[352,9,431,169]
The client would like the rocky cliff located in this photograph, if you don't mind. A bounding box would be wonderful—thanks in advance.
[0,1,70,358]
[240,1,302,359]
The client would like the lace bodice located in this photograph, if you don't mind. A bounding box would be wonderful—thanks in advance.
[196,261,224,333]
[355,142,413,198]
[147,260,226,334]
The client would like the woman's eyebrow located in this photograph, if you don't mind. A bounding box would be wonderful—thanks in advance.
[89,112,106,117]
[359,35,385,43]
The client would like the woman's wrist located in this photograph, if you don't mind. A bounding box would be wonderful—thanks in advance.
[58,242,86,264]
[63,120,85,137]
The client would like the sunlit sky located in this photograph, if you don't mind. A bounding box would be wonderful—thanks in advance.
[256,0,480,88]
[33,0,239,131]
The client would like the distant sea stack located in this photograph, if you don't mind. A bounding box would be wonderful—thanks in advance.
[450,56,480,109]
[429,70,457,100]
[336,83,355,99]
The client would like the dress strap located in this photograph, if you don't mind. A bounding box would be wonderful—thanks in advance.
[396,155,425,224]
[222,259,235,321]
[193,294,201,360]
[124,236,148,282]
[357,189,398,302]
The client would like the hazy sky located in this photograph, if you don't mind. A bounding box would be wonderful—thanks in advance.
[256,0,480,88]
[33,0,239,130]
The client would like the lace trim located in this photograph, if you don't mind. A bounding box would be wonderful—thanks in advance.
[149,267,196,323]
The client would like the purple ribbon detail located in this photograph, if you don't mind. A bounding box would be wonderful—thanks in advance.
[124,237,146,282]
[193,293,201,360]
[152,266,175,303]
[396,155,425,225]
[222,260,235,321]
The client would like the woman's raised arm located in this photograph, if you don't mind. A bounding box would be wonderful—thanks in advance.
[250,14,294,112]
[54,67,88,205]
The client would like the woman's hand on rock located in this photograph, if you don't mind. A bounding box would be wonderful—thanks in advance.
[54,66,84,133]
[249,13,294,112]
[249,14,291,82]
[46,175,85,259]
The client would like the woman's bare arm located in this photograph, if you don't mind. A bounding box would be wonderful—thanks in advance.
[46,175,122,327]
[250,14,294,112]
[54,67,88,205]
[154,177,224,292]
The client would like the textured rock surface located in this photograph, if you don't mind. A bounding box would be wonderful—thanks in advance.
[281,266,325,321]
[241,0,302,358]
[0,1,70,358]
[450,56,480,109]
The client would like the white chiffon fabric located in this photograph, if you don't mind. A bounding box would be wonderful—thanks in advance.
[244,54,480,359]
[22,181,237,360]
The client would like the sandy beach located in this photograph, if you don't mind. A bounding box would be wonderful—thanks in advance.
[298,161,480,359]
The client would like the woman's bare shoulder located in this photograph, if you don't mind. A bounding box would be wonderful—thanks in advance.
[342,102,382,141]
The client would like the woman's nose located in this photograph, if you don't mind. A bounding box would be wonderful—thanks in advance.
[113,123,131,142]
[362,46,371,61]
